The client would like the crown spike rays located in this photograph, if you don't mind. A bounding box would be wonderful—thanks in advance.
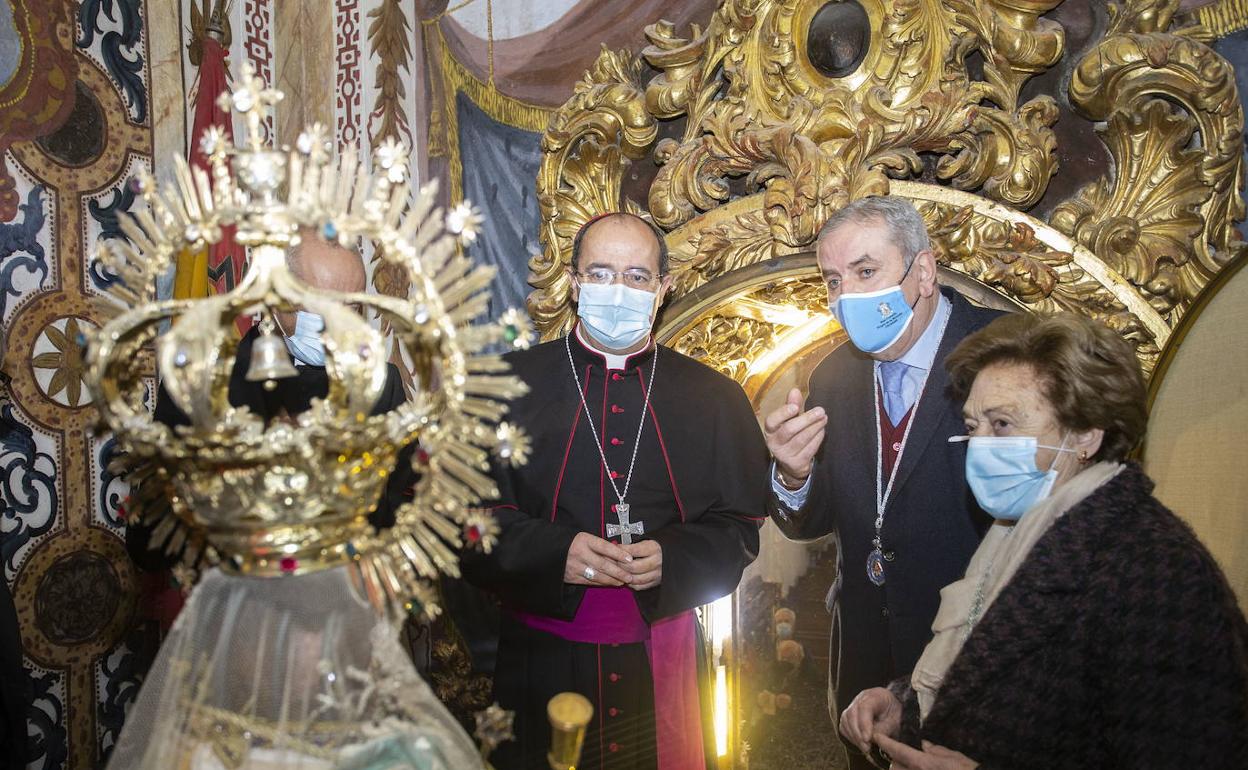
[417,235,455,277]
[440,264,497,311]
[117,217,160,272]
[286,152,305,206]
[384,182,409,231]
[191,165,216,219]
[356,555,386,608]
[418,509,464,547]
[409,523,461,577]
[173,159,204,223]
[348,162,373,222]
[395,531,439,580]
[373,555,405,604]
[465,355,509,374]
[162,180,193,232]
[460,397,511,422]
[331,149,359,216]
[442,434,491,469]
[397,184,438,243]
[86,76,531,621]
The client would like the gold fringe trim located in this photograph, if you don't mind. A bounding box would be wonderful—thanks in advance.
[1198,0,1248,36]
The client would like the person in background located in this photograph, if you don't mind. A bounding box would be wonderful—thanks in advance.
[127,232,413,566]
[841,312,1248,769]
[463,212,767,770]
[763,196,1000,769]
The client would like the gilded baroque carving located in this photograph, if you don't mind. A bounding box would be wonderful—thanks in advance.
[533,0,1245,379]
[667,277,829,385]
[1051,0,1246,323]
[530,49,657,335]
[919,201,1161,366]
[534,0,1071,338]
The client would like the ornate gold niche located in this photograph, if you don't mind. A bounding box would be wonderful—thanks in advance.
[529,0,1245,385]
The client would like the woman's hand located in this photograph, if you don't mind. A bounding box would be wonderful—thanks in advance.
[874,735,977,770]
[839,688,902,757]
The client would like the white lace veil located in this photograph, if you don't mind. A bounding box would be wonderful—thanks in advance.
[107,566,482,769]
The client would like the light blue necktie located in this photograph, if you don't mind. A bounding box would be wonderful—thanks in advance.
[879,360,911,426]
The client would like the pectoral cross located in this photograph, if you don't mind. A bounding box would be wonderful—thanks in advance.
[606,502,644,545]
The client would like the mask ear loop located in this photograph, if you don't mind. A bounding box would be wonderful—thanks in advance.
[1043,432,1075,474]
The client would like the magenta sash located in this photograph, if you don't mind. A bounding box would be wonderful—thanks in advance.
[512,588,707,770]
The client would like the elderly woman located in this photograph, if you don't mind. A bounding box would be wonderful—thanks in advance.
[840,312,1248,769]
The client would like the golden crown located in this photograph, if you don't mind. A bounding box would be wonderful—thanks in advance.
[86,64,532,617]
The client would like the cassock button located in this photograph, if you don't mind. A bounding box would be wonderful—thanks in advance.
[609,707,619,717]
[612,373,623,381]
[892,441,902,452]
[611,405,624,413]
[610,437,622,445]
[610,470,621,479]
[608,673,621,682]
[609,743,620,753]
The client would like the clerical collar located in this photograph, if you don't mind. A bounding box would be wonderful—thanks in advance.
[572,323,655,371]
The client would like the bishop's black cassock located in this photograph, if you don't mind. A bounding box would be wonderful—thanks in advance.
[463,328,767,770]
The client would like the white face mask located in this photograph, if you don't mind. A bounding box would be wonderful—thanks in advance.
[950,433,1076,520]
[576,283,657,350]
[281,310,326,366]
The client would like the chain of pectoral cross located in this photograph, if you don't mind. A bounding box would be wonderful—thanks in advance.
[565,335,659,544]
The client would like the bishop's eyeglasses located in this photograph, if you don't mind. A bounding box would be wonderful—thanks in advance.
[575,268,665,289]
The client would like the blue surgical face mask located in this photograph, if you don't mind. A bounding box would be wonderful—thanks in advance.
[282,310,326,367]
[951,434,1075,520]
[576,282,657,351]
[832,259,916,354]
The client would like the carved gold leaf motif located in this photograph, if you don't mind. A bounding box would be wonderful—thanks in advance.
[534,0,1246,379]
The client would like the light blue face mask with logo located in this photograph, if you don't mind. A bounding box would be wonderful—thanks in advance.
[282,310,327,367]
[576,282,657,350]
[832,258,917,354]
[950,434,1075,520]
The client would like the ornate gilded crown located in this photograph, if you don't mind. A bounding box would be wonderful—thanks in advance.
[86,64,533,616]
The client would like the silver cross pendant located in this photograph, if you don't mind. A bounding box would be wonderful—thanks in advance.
[606,502,645,545]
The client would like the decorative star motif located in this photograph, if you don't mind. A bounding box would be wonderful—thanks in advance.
[198,125,228,160]
[493,421,531,468]
[216,61,282,150]
[474,702,515,759]
[497,308,534,351]
[216,61,282,115]
[295,122,332,163]
[446,200,484,245]
[374,137,409,184]
[462,509,500,554]
[31,317,94,407]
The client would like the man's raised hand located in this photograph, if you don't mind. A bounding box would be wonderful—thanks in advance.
[763,387,827,486]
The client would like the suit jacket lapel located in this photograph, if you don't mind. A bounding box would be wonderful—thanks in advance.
[832,348,877,492]
[887,288,973,503]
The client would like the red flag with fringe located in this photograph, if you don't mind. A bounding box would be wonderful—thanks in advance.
[176,36,251,335]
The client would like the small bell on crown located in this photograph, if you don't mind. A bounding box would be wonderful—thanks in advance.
[246,319,298,383]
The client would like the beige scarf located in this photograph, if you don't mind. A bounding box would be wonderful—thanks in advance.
[911,461,1123,720]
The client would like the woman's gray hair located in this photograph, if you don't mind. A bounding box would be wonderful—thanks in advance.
[816,196,931,267]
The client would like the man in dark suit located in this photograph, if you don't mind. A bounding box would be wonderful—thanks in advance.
[762,196,1000,770]
[127,233,413,569]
